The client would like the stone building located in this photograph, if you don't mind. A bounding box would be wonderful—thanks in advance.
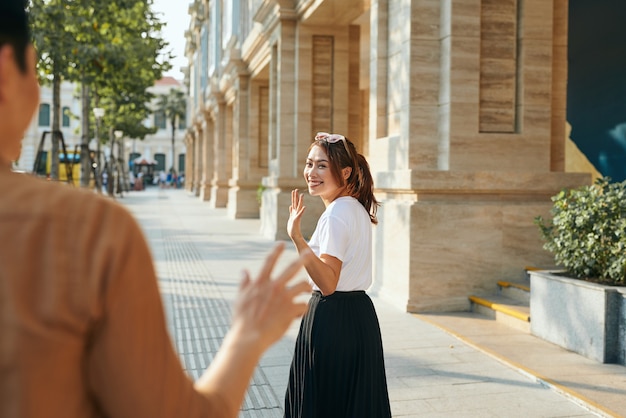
[131,77,188,180]
[18,77,187,185]
[183,0,592,312]
[17,80,82,173]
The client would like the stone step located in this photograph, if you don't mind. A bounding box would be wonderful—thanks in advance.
[469,285,531,333]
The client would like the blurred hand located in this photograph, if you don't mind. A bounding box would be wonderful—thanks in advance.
[232,242,311,351]
[194,243,312,413]
[287,189,306,241]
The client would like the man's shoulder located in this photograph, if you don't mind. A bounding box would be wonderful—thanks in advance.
[2,171,127,221]
[9,171,94,200]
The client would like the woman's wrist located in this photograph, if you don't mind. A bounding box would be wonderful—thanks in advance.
[290,233,305,245]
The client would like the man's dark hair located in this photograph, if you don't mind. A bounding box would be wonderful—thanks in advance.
[0,0,30,73]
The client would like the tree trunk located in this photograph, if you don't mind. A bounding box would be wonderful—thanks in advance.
[80,78,91,188]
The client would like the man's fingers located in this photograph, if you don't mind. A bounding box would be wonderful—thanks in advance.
[258,242,285,283]
[239,270,251,290]
[274,248,315,287]
[273,254,305,287]
[291,301,309,318]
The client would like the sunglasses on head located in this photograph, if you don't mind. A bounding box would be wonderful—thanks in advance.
[315,132,349,155]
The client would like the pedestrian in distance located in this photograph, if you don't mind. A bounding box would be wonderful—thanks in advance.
[284,132,392,417]
[135,170,144,190]
[0,1,312,417]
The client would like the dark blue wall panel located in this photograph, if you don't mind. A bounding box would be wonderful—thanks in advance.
[568,0,626,182]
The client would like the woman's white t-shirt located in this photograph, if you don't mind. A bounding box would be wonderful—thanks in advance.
[308,196,372,292]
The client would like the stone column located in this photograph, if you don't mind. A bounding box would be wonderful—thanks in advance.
[259,18,360,240]
[192,123,203,196]
[369,0,589,312]
[226,74,264,219]
[259,19,301,240]
[183,131,195,193]
[209,92,230,208]
[199,115,213,201]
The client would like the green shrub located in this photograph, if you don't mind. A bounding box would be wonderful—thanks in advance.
[256,183,265,205]
[534,177,626,285]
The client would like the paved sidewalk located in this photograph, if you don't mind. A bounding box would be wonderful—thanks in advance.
[120,188,612,417]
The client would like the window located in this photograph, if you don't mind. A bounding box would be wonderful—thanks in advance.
[62,106,70,127]
[38,103,50,127]
[129,152,141,162]
[154,153,166,171]
[154,110,166,130]
[178,154,185,173]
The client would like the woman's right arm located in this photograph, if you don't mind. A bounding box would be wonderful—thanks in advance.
[287,190,341,295]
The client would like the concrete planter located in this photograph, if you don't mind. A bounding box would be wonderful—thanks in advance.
[529,270,626,364]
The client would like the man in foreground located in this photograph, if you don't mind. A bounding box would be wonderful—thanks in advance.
[0,1,311,417]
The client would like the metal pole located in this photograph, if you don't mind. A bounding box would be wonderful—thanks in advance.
[95,117,101,192]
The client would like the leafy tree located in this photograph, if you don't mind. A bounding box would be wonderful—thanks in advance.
[89,0,171,139]
[155,88,186,171]
[30,0,75,180]
[29,0,172,186]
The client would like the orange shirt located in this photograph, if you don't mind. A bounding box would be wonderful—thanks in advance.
[0,165,218,417]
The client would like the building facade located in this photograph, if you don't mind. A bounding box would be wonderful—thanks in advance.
[184,0,590,312]
[18,80,82,173]
[133,77,188,182]
[19,77,187,184]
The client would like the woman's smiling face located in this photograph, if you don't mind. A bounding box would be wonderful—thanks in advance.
[303,145,342,205]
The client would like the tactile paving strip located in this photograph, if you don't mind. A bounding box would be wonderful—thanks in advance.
[151,225,283,415]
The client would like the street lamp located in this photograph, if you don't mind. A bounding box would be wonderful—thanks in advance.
[93,107,105,192]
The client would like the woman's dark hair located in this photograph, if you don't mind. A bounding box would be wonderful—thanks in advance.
[0,0,30,73]
[310,136,381,224]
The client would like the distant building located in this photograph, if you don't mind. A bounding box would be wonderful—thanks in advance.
[131,76,188,178]
[18,80,82,173]
[17,77,187,182]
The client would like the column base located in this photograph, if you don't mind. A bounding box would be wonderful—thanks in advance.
[199,181,211,202]
[227,182,261,219]
[375,170,591,313]
[209,183,229,208]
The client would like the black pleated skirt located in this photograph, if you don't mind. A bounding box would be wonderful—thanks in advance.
[284,291,392,418]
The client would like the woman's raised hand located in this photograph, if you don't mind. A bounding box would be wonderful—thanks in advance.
[287,189,306,241]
